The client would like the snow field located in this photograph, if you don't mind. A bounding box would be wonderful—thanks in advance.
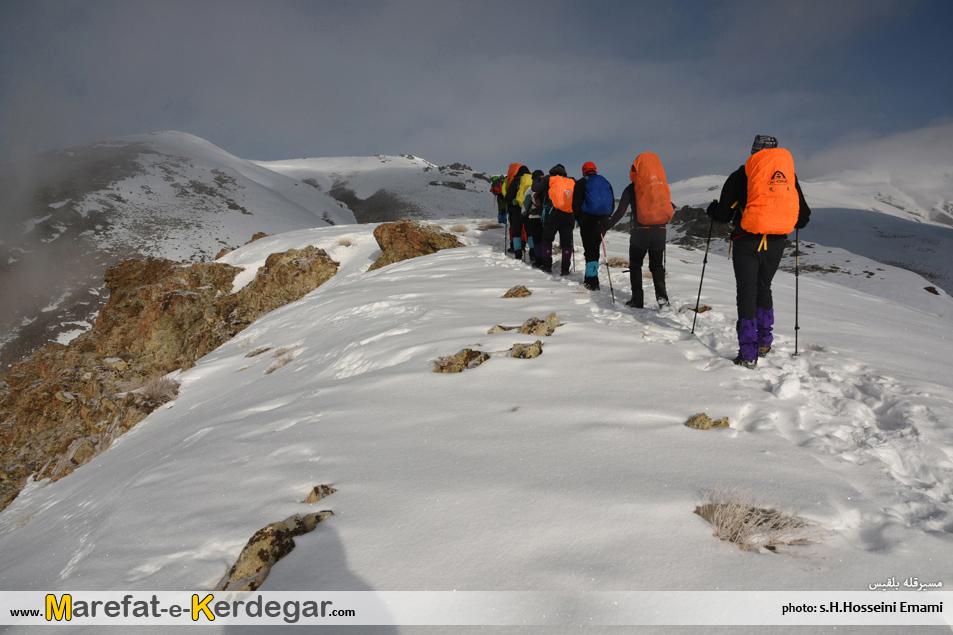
[1,219,952,635]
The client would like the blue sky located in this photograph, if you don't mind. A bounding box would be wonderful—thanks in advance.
[1,0,951,186]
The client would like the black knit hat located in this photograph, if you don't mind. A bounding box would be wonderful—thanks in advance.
[751,135,778,154]
[549,164,567,177]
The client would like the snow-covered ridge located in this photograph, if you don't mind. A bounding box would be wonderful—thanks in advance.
[1,219,952,633]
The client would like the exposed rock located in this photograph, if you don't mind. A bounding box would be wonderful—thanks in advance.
[502,285,531,298]
[925,286,940,295]
[433,348,490,373]
[217,511,334,591]
[685,413,730,430]
[490,313,564,336]
[103,357,128,371]
[245,232,272,245]
[518,313,563,336]
[367,220,463,271]
[215,248,234,260]
[669,205,732,246]
[0,247,339,512]
[303,484,337,504]
[509,340,543,359]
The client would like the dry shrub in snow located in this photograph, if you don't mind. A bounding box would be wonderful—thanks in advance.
[449,224,468,233]
[695,489,825,553]
[337,236,354,247]
[266,352,295,374]
[245,346,271,358]
[477,221,502,231]
[606,257,629,268]
[136,374,179,407]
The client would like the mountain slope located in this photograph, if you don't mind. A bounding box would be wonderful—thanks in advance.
[0,131,354,369]
[255,155,495,223]
[670,172,953,299]
[1,220,952,633]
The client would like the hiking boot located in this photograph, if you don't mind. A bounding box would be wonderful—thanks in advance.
[758,346,771,358]
[732,356,758,369]
[583,276,600,290]
[624,298,642,308]
[514,250,522,261]
[657,297,670,309]
[560,266,571,276]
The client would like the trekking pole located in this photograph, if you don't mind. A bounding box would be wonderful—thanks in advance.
[794,228,800,356]
[503,215,508,254]
[601,234,615,304]
[691,218,714,334]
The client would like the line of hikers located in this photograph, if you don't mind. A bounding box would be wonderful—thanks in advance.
[490,135,811,368]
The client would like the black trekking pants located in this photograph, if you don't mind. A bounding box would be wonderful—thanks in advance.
[542,211,575,269]
[629,226,667,306]
[732,236,785,321]
[576,212,604,266]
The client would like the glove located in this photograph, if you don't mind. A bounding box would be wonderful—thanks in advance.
[706,200,719,220]
[498,213,506,224]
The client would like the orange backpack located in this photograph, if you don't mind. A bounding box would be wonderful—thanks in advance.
[506,163,525,190]
[548,175,575,213]
[741,148,799,235]
[630,153,673,225]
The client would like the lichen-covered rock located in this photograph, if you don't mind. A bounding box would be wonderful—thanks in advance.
[502,285,531,298]
[367,220,462,271]
[217,511,334,591]
[685,413,730,430]
[509,340,544,359]
[518,313,563,336]
[433,348,490,373]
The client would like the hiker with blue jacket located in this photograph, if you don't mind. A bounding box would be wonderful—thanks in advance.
[572,162,614,290]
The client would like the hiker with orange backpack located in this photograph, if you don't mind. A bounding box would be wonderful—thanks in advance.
[531,164,576,275]
[707,135,811,368]
[603,152,674,308]
[572,162,614,290]
[504,164,531,260]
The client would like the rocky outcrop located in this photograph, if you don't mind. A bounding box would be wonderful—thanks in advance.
[0,247,338,512]
[367,220,462,271]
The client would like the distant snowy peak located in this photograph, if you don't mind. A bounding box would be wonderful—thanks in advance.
[255,155,495,223]
[0,131,355,370]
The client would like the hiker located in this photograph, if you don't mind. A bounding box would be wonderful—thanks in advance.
[572,162,614,290]
[603,152,673,308]
[707,135,811,368]
[531,164,576,275]
[491,175,507,224]
[504,164,532,260]
[522,170,545,267]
